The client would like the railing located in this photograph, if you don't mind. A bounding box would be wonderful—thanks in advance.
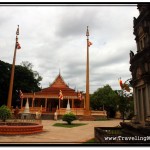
[19,107,107,117]
[20,107,46,113]
[57,108,85,115]
[91,110,107,116]
[10,113,42,124]
[57,109,107,116]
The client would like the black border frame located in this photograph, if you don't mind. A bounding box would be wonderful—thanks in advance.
[0,1,150,147]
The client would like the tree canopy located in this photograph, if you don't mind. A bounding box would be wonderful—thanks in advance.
[90,84,118,118]
[116,90,134,121]
[90,84,134,119]
[0,60,42,107]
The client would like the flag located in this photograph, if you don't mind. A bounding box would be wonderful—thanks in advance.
[59,90,63,100]
[123,83,131,92]
[16,42,21,49]
[118,78,123,89]
[118,78,131,92]
[77,91,82,100]
[88,41,92,47]
[19,90,23,99]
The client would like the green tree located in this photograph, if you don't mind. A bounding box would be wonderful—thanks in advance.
[117,91,134,122]
[20,61,42,87]
[0,60,42,107]
[20,61,33,70]
[117,78,134,122]
[0,105,12,122]
[90,85,118,118]
[62,112,77,125]
[0,61,11,106]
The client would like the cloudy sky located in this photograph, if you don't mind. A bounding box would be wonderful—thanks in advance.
[0,4,139,93]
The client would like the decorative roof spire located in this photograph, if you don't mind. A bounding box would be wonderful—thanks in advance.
[59,68,61,75]
[16,25,19,35]
[86,26,89,37]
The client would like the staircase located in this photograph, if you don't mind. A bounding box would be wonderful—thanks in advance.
[79,115,95,121]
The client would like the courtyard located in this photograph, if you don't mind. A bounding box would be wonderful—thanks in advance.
[0,119,121,144]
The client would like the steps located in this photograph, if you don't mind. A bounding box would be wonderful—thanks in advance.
[79,115,95,121]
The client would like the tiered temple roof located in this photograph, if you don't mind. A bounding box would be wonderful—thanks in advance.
[34,73,78,97]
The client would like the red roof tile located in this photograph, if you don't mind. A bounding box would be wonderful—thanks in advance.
[35,74,78,97]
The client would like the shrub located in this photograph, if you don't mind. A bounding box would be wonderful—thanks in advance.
[0,105,12,122]
[62,112,77,125]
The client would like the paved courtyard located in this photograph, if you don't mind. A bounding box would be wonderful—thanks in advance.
[0,119,122,144]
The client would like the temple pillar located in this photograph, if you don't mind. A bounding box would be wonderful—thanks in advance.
[133,88,137,115]
[84,98,85,109]
[145,84,150,116]
[137,89,141,122]
[38,99,40,107]
[32,98,34,108]
[72,99,74,108]
[45,98,47,110]
[140,88,144,123]
[59,99,60,109]
[21,98,23,109]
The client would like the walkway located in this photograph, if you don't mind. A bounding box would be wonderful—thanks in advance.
[0,119,122,144]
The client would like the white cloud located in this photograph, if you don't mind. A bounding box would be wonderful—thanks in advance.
[0,4,139,93]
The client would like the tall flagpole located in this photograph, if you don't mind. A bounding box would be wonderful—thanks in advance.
[7,25,20,108]
[85,26,90,115]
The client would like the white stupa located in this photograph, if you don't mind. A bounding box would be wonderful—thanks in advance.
[23,98,30,113]
[66,99,71,113]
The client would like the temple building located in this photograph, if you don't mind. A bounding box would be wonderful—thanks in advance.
[21,73,86,115]
[130,4,150,124]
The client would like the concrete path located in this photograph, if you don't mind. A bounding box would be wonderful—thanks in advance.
[0,119,122,144]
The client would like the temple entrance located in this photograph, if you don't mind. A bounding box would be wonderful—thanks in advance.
[74,99,83,108]
[47,99,59,112]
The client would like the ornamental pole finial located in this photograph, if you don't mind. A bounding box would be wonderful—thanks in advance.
[86,26,89,37]
[16,25,19,35]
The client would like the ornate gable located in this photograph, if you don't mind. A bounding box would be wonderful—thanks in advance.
[50,74,68,88]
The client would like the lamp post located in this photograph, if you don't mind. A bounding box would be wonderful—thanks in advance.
[7,25,20,108]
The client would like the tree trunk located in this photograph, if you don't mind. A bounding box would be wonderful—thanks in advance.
[68,121,71,125]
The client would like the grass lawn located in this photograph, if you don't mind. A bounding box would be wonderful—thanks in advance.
[83,138,96,143]
[52,123,87,128]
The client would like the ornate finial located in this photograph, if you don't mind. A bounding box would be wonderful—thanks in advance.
[16,25,19,35]
[86,26,89,36]
[59,68,61,75]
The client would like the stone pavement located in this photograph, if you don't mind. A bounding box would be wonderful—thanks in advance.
[0,119,122,144]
